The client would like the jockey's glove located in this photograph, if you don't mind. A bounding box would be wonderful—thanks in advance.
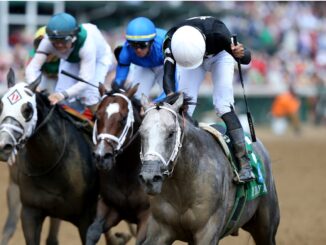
[48,92,65,105]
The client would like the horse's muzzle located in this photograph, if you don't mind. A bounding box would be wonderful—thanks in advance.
[92,151,115,171]
[139,160,164,195]
[0,136,15,161]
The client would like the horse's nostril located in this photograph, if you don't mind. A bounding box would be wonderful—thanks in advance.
[138,174,145,184]
[153,175,162,183]
[3,144,13,153]
[92,152,101,162]
[104,152,113,160]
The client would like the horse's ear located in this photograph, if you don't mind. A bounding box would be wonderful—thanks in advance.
[171,92,184,112]
[126,83,139,98]
[7,68,15,88]
[99,83,107,97]
[141,94,151,111]
[27,75,41,93]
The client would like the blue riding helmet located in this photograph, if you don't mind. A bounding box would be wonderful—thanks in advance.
[46,12,79,40]
[126,17,156,42]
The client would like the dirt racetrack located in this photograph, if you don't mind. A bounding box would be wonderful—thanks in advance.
[0,125,325,245]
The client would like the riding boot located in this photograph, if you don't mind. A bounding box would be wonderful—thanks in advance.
[221,110,255,184]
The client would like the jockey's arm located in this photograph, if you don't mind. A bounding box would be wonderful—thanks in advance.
[25,52,47,83]
[65,45,96,98]
[162,37,176,95]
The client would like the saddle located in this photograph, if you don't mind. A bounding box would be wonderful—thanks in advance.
[199,122,267,237]
[60,105,94,136]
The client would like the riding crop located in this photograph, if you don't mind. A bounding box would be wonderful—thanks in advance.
[232,34,257,142]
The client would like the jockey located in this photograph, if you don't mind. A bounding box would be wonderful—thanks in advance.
[112,17,167,101]
[27,26,60,93]
[26,12,115,114]
[163,16,255,183]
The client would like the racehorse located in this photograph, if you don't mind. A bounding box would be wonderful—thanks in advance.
[0,69,99,245]
[138,92,280,245]
[86,84,150,245]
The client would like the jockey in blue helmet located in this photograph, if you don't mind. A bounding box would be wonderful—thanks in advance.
[112,17,169,101]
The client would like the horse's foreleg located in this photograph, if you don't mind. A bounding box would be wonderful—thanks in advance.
[21,206,46,245]
[141,216,173,245]
[0,179,21,245]
[86,197,120,245]
[45,218,61,245]
[193,215,220,245]
[135,209,150,245]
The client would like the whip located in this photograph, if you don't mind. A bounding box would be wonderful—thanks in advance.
[232,34,257,142]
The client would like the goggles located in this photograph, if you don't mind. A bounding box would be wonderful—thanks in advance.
[50,36,75,47]
[128,41,151,50]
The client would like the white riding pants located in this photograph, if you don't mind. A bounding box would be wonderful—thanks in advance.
[177,50,235,116]
[127,64,164,100]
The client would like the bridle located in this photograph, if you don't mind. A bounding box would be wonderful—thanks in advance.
[140,104,185,177]
[92,93,136,156]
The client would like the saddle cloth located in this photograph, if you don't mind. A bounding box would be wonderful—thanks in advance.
[199,122,267,200]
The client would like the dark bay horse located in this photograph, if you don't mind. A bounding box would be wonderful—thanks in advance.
[0,69,99,245]
[86,84,150,245]
[139,93,280,245]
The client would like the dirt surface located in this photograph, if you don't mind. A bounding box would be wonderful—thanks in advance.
[0,125,325,245]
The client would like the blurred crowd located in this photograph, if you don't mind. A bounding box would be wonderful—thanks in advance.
[0,1,326,125]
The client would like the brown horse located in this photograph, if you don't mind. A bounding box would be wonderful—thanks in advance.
[86,84,150,245]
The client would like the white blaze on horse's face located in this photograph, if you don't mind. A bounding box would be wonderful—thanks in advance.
[0,82,38,140]
[106,103,120,119]
[141,107,177,164]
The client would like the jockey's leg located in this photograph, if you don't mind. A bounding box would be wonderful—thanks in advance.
[222,110,255,183]
[210,51,254,183]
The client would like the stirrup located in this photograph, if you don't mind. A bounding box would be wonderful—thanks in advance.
[233,170,255,184]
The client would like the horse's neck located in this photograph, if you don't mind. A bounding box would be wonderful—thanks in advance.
[117,136,141,172]
[23,111,65,165]
[167,123,231,196]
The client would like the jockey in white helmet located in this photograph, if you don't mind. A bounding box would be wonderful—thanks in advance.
[26,12,115,114]
[163,16,254,183]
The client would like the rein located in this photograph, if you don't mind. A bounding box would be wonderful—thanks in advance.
[140,105,185,177]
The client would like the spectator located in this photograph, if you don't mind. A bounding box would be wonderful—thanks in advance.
[0,51,14,95]
[271,84,301,135]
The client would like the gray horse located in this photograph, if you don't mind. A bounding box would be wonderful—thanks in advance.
[138,93,280,245]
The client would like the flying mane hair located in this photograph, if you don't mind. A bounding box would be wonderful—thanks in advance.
[158,92,198,126]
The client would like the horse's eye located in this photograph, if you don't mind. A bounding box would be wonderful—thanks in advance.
[168,131,175,139]
[21,102,34,122]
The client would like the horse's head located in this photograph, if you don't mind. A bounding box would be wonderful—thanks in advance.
[92,83,139,171]
[139,93,185,195]
[0,69,41,162]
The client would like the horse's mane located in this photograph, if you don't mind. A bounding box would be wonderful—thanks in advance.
[105,90,142,114]
[157,92,198,126]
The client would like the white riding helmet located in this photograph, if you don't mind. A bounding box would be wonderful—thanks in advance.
[171,25,206,69]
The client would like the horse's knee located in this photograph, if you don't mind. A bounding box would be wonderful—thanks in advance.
[86,222,103,245]
[46,238,59,245]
